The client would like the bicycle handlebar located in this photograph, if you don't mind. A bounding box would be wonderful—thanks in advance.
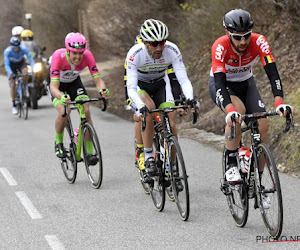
[141,104,199,131]
[227,109,294,140]
[62,97,107,117]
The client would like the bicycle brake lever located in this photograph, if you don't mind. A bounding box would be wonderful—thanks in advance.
[283,107,294,133]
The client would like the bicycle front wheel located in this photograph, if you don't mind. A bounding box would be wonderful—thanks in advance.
[149,134,165,211]
[83,123,103,189]
[168,136,189,221]
[254,143,283,239]
[222,147,249,227]
[23,97,29,120]
[61,125,77,183]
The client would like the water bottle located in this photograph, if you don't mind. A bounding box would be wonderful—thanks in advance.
[74,128,79,143]
[239,146,250,173]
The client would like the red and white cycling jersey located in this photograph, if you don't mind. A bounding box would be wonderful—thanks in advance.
[50,48,100,83]
[210,33,275,82]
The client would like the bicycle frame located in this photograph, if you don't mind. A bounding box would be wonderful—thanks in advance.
[63,96,107,162]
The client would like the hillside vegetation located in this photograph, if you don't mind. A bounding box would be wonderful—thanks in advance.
[0,0,299,176]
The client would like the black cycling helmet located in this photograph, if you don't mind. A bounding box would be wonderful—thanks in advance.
[10,37,21,46]
[223,9,254,33]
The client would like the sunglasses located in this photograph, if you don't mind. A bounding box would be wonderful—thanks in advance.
[229,30,252,41]
[68,42,86,49]
[148,40,166,47]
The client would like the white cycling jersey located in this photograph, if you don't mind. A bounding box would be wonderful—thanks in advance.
[126,41,193,109]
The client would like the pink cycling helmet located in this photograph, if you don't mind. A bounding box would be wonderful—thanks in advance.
[65,32,87,52]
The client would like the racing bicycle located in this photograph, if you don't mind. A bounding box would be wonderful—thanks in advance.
[220,108,294,239]
[141,103,198,221]
[60,96,107,189]
[14,71,30,120]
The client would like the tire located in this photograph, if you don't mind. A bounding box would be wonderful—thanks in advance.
[30,87,38,109]
[82,123,103,189]
[149,133,165,212]
[222,147,249,227]
[168,136,189,221]
[22,92,29,120]
[254,143,283,239]
[61,125,77,183]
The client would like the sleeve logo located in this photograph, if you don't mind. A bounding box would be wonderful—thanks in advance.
[256,35,270,54]
[215,44,224,62]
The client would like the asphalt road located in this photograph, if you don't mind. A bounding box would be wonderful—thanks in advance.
[0,75,299,250]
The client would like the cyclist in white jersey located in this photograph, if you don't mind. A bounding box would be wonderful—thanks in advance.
[126,19,196,176]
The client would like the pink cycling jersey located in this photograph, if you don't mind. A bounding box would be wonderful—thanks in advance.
[210,33,275,82]
[50,48,100,83]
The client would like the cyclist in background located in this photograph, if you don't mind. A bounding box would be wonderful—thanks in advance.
[21,29,41,59]
[48,32,109,164]
[208,9,294,183]
[125,19,196,178]
[4,37,35,114]
[11,25,24,39]
[124,34,184,170]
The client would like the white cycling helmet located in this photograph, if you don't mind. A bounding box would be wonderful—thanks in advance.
[140,19,169,42]
[12,26,24,36]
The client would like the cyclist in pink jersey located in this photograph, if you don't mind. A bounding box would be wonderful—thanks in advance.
[48,32,109,161]
[209,9,294,183]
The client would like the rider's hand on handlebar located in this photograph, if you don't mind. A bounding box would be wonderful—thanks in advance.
[60,94,70,106]
[275,100,294,117]
[138,105,149,119]
[187,99,200,113]
[99,88,110,99]
[225,106,242,127]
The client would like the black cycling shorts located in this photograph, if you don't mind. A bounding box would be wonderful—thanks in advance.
[48,76,88,101]
[208,76,266,114]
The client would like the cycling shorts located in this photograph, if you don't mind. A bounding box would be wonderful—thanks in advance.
[48,76,88,101]
[9,60,27,84]
[208,76,266,114]
[138,76,174,109]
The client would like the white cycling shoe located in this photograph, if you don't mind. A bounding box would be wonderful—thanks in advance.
[12,106,18,115]
[225,164,242,182]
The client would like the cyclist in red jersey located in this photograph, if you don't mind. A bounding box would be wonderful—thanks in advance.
[48,32,109,162]
[209,9,294,183]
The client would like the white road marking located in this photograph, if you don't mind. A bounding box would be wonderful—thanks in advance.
[45,235,65,250]
[15,191,42,219]
[0,168,18,186]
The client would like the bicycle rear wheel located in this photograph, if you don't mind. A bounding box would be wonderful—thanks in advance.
[149,134,165,211]
[61,125,77,183]
[168,136,189,221]
[82,123,103,189]
[222,147,249,227]
[254,143,283,239]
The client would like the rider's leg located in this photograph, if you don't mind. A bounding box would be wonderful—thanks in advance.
[55,102,69,143]
[10,79,16,106]
[139,93,155,162]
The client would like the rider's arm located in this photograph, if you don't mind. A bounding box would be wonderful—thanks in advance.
[168,42,193,100]
[125,48,145,110]
[211,39,232,110]
[3,48,13,76]
[256,34,284,100]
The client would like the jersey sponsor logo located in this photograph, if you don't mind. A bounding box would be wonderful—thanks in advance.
[51,70,59,76]
[131,48,142,58]
[264,55,273,64]
[256,35,270,54]
[275,79,282,90]
[91,65,98,72]
[166,45,179,55]
[216,88,224,105]
[129,56,134,62]
[215,44,224,62]
[226,65,251,74]
[234,59,239,63]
